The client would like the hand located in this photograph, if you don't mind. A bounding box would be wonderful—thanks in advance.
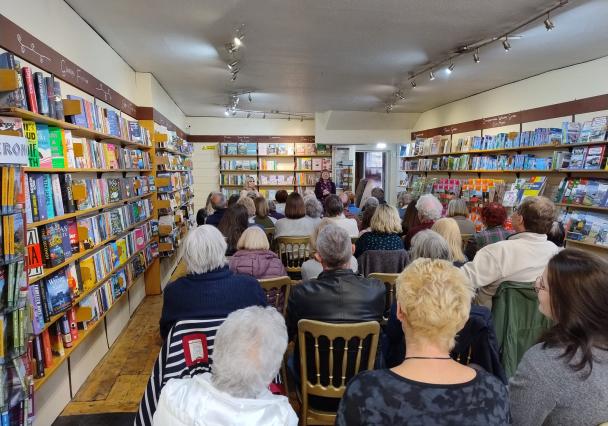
[323,189,330,195]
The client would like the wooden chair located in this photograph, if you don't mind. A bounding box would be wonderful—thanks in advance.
[276,236,310,278]
[297,320,380,425]
[258,276,292,316]
[368,272,399,317]
[264,226,275,247]
[461,233,473,249]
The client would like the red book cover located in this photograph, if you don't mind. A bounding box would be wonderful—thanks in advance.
[67,219,79,253]
[84,100,94,130]
[67,307,79,341]
[21,67,38,113]
[40,328,54,368]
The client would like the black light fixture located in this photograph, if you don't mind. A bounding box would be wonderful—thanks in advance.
[227,60,239,71]
[502,36,511,52]
[447,62,455,74]
[473,49,480,63]
[544,13,555,31]
[395,91,406,100]
[429,70,435,81]
[248,92,252,102]
[246,112,251,118]
[263,112,266,119]
[410,80,416,88]
[300,116,304,122]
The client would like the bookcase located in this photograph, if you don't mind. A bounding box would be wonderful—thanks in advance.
[219,141,332,199]
[402,108,608,257]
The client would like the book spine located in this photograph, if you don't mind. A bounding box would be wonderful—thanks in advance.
[44,76,56,119]
[38,227,52,269]
[33,72,49,116]
[34,175,47,221]
[51,174,65,216]
[21,67,38,113]
[59,315,73,348]
[24,121,40,168]
[42,174,56,218]
[66,307,78,341]
[28,175,40,222]
[58,174,75,214]
[33,334,45,378]
[53,81,64,122]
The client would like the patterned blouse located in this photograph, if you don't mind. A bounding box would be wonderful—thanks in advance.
[354,232,404,258]
[336,369,510,426]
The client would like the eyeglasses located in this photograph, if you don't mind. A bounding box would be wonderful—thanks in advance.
[534,275,547,293]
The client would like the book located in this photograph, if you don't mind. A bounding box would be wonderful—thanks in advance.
[26,228,43,278]
[44,271,72,316]
[28,284,45,335]
[34,174,48,220]
[21,67,38,113]
[0,52,25,108]
[36,123,52,168]
[59,220,72,260]
[33,72,49,116]
[23,121,40,167]
[589,116,608,142]
[42,174,56,218]
[66,95,88,128]
[39,222,64,267]
[584,146,605,170]
[569,147,588,169]
[51,174,65,216]
[49,127,66,168]
[58,173,76,214]
[44,76,56,119]
[53,80,64,122]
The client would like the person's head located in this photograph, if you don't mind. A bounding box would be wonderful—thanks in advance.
[431,218,466,263]
[410,230,451,261]
[401,199,420,234]
[205,192,216,215]
[183,225,226,274]
[547,221,565,247]
[416,194,443,223]
[345,191,356,205]
[481,202,508,228]
[447,199,469,218]
[254,196,269,218]
[268,199,277,212]
[314,224,352,270]
[304,195,323,219]
[395,258,474,351]
[244,176,257,190]
[196,208,207,226]
[303,188,315,197]
[370,204,402,234]
[275,190,288,204]
[236,226,270,251]
[371,187,385,204]
[538,249,608,373]
[362,196,379,211]
[218,204,249,249]
[227,194,240,208]
[320,170,331,181]
[324,194,344,218]
[210,192,226,210]
[309,218,333,255]
[512,196,555,234]
[285,192,306,219]
[361,205,377,230]
[339,192,349,208]
[397,191,413,209]
[237,196,256,217]
[212,306,287,399]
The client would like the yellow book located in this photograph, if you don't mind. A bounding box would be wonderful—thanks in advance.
[7,167,15,207]
[79,257,97,291]
[1,167,7,211]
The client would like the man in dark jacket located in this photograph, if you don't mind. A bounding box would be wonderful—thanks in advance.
[204,192,227,227]
[286,224,385,409]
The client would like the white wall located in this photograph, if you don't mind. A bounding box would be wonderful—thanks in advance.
[414,55,608,130]
[187,116,314,135]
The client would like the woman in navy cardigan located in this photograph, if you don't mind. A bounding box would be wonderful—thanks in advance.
[159,225,267,339]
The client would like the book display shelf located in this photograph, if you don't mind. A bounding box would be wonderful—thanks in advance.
[400,100,608,256]
[219,141,332,199]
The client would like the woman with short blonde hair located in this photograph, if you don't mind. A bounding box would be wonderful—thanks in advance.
[336,258,509,425]
[432,218,467,265]
[354,204,405,258]
[229,227,287,279]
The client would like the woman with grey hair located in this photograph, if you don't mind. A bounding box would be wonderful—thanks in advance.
[409,229,451,261]
[153,306,298,425]
[304,195,323,226]
[404,193,444,249]
[447,198,476,235]
[159,225,267,339]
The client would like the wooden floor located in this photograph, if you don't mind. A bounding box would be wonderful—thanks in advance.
[60,295,163,416]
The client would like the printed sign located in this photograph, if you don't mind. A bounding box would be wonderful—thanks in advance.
[0,135,28,165]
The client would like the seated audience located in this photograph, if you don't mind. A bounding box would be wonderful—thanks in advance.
[464,202,513,259]
[153,306,298,426]
[218,204,250,256]
[409,229,451,261]
[339,192,361,224]
[228,193,241,208]
[447,198,476,235]
[196,208,207,226]
[229,227,287,279]
[404,194,443,249]
[371,187,386,204]
[345,190,360,214]
[461,196,560,308]
[336,259,509,426]
[510,249,608,425]
[159,225,266,339]
[401,199,420,236]
[274,190,289,215]
[546,220,565,247]
[357,196,379,230]
[354,204,404,258]
[397,191,413,219]
[324,194,359,237]
[304,195,323,226]
[204,192,227,227]
[237,196,256,223]
[432,218,468,266]
[287,225,385,380]
[253,196,277,228]
[274,192,317,238]
[301,219,358,281]
[358,204,377,236]
[268,200,285,220]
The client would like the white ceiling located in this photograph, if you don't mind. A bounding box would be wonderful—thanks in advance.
[65,0,607,118]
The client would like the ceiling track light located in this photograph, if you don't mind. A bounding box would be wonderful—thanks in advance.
[246,112,251,118]
[385,104,393,113]
[233,24,245,47]
[410,80,416,88]
[263,112,266,119]
[447,62,455,74]
[473,49,480,63]
[232,110,237,116]
[395,91,406,101]
[248,92,252,102]
[429,70,435,81]
[227,60,239,71]
[502,37,511,52]
[300,116,304,122]
[231,73,238,81]
[544,13,555,31]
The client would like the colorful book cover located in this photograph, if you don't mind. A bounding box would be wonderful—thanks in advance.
[570,147,588,169]
[40,222,64,267]
[53,80,64,122]
[58,173,75,214]
[589,116,608,142]
[134,228,146,252]
[34,174,48,221]
[66,219,79,253]
[79,256,97,291]
[48,127,66,168]
[21,67,38,113]
[42,174,56,218]
[59,220,72,259]
[28,284,45,335]
[36,123,52,168]
[33,72,49,116]
[107,178,122,202]
[66,95,88,128]
[23,120,40,167]
[44,271,72,316]
[51,174,65,216]
[116,238,128,264]
[583,146,605,170]
[26,228,43,278]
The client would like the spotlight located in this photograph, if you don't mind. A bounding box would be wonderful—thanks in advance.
[300,116,303,122]
[385,104,393,113]
[395,91,406,101]
[224,108,230,116]
[246,112,251,118]
[473,49,480,63]
[377,142,387,149]
[447,63,455,74]
[503,37,511,52]
[227,60,239,71]
[231,72,238,81]
[263,112,266,119]
[225,42,238,54]
[248,92,252,102]
[232,110,237,116]
[544,14,555,31]
[410,80,416,88]
[288,114,291,121]
[233,36,243,47]
[429,70,435,81]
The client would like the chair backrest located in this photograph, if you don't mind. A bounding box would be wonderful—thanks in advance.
[258,276,292,316]
[350,236,358,245]
[461,233,473,249]
[492,281,553,377]
[357,249,409,277]
[368,272,399,317]
[276,236,311,273]
[298,320,379,422]
[264,226,275,246]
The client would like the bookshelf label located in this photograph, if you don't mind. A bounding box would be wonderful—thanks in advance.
[0,134,28,164]
[482,113,520,129]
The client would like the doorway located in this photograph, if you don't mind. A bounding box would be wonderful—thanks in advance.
[355,151,387,191]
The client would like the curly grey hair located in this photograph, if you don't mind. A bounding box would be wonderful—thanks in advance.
[183,225,227,274]
[304,196,323,219]
[410,229,451,261]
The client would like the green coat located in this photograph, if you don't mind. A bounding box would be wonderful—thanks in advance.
[491,281,552,377]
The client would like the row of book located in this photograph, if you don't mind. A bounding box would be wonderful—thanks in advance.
[554,145,606,170]
[158,189,193,211]
[295,158,332,171]
[560,211,608,247]
[220,142,329,156]
[156,131,193,156]
[402,153,554,172]
[562,116,608,145]
[555,178,608,207]
[25,173,154,223]
[295,173,320,186]
[156,152,192,171]
[157,171,192,192]
[220,174,255,186]
[220,159,257,170]
[258,175,295,185]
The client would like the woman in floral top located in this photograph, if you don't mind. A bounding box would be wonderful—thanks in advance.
[464,202,513,260]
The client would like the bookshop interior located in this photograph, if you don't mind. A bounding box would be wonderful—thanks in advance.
[1,0,608,425]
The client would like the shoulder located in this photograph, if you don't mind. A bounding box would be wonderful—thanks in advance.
[521,343,564,366]
[345,369,389,395]
[474,369,508,396]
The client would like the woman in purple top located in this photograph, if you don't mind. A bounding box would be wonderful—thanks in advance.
[314,170,336,201]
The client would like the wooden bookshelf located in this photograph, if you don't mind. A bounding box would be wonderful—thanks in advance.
[156,146,192,158]
[564,239,608,251]
[556,203,608,212]
[25,167,153,173]
[404,169,559,174]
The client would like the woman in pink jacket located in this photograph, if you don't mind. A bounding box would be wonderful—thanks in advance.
[229,227,287,279]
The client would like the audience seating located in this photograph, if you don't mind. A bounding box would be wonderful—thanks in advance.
[357,249,409,277]
[276,236,311,279]
[264,226,275,246]
[258,276,292,316]
[492,281,552,377]
[461,233,473,249]
[297,320,380,425]
[368,272,399,317]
